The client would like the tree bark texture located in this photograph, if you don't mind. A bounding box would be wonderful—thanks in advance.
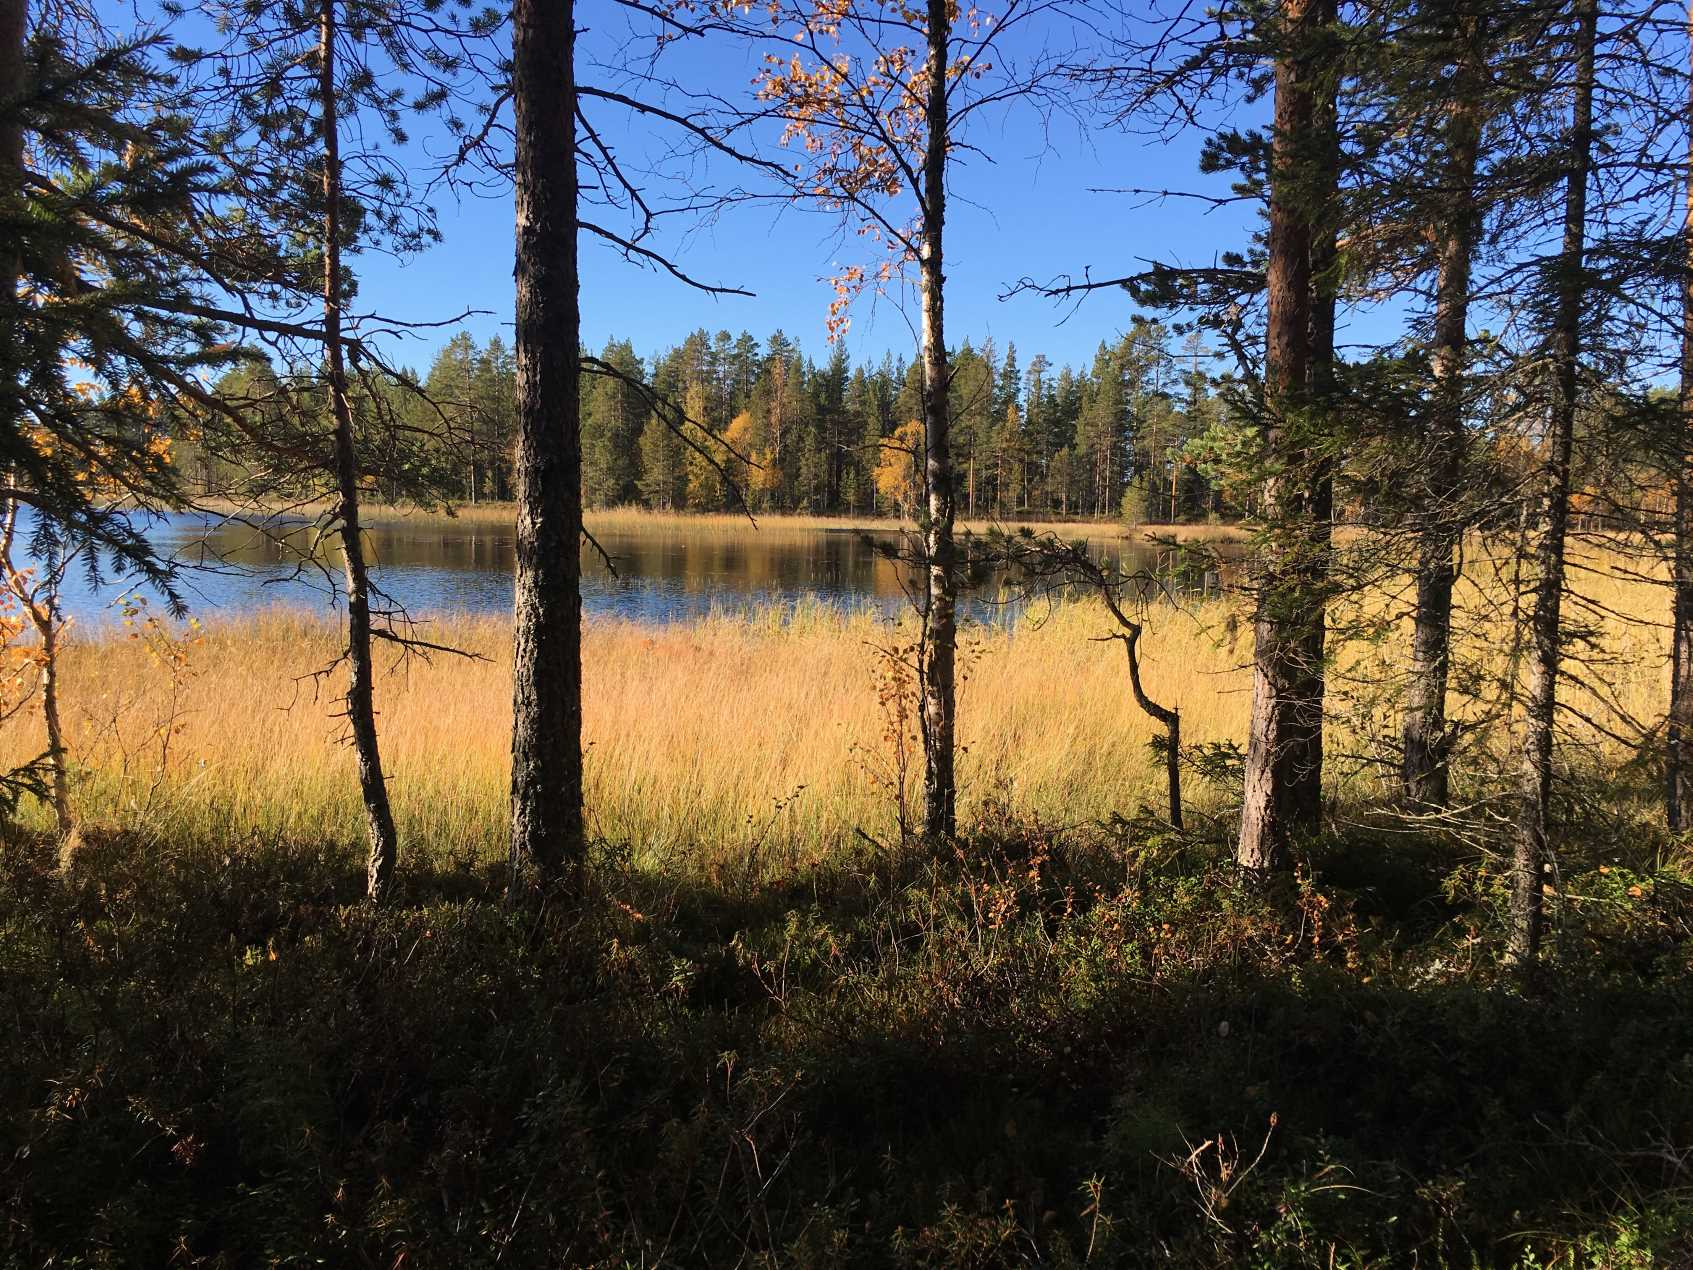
[1403,9,1485,810]
[509,0,586,889]
[1510,0,1596,965]
[319,0,399,906]
[1669,0,1693,832]
[920,0,957,841]
[1237,0,1334,873]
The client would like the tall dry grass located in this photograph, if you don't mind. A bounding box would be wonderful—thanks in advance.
[0,535,1674,872]
[1,598,1256,869]
[198,497,1248,544]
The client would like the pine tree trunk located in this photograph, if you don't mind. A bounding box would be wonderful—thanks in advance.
[319,0,399,905]
[1295,93,1338,831]
[509,0,585,890]
[1,0,23,394]
[1237,0,1329,873]
[920,0,957,841]
[1669,0,1693,832]
[1510,0,1596,965]
[1403,17,1484,811]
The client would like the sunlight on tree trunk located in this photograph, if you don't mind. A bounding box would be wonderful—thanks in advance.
[509,0,586,893]
[320,0,399,905]
[1237,0,1333,874]
[919,0,957,842]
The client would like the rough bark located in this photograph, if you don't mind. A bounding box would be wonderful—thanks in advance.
[509,0,585,889]
[320,0,399,905]
[919,0,957,842]
[1403,11,1485,810]
[1670,0,1693,832]
[1237,0,1329,873]
[1,0,24,401]
[1510,0,1596,965]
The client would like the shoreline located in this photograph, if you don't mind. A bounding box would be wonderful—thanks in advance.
[186,498,1254,544]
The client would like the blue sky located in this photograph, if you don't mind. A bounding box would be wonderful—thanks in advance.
[332,8,1270,377]
[136,1,1270,376]
[370,119,1256,375]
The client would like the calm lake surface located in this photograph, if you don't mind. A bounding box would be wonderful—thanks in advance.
[39,513,1220,628]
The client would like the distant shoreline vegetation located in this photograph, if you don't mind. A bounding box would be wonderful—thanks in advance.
[190,498,1254,544]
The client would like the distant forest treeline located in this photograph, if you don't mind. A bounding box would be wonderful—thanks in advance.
[185,319,1228,523]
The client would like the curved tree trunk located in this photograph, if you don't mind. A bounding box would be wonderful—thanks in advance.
[919,0,957,841]
[320,0,399,905]
[509,0,585,890]
[1510,0,1596,965]
[1403,12,1485,811]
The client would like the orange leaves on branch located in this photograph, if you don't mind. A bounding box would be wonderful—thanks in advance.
[748,0,996,333]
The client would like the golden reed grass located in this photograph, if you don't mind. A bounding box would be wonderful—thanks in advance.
[200,497,1250,544]
[0,533,1673,872]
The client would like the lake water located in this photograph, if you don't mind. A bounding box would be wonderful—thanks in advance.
[33,513,1220,628]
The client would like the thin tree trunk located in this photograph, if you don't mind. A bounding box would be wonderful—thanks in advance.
[920,0,957,841]
[0,506,71,838]
[1295,144,1338,831]
[2,0,23,432]
[1403,12,1484,810]
[509,0,585,890]
[37,608,70,836]
[1670,0,1693,832]
[1237,0,1328,872]
[1510,0,1596,965]
[319,0,399,905]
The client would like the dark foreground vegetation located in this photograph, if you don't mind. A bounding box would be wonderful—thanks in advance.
[6,810,1693,1268]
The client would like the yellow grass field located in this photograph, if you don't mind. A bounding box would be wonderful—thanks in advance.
[0,535,1674,872]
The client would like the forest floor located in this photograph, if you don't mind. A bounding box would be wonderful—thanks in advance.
[4,806,1693,1267]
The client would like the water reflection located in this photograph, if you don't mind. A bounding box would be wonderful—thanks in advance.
[43,514,1220,627]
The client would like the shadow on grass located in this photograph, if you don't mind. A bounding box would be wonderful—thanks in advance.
[2,820,1691,1267]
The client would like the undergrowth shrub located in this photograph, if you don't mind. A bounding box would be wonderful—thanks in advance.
[3,814,1692,1267]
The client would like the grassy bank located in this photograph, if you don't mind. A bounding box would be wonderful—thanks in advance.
[1,537,1670,867]
[193,497,1250,544]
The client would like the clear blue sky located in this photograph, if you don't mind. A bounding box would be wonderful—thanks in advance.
[362,121,1262,376]
[140,2,1274,376]
[337,10,1272,378]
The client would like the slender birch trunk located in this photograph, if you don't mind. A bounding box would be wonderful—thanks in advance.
[509,0,585,888]
[920,0,957,841]
[319,0,399,904]
[1510,0,1596,964]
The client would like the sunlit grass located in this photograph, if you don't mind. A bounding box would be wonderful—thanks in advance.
[3,597,1253,869]
[194,495,1249,543]
[2,534,1675,874]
